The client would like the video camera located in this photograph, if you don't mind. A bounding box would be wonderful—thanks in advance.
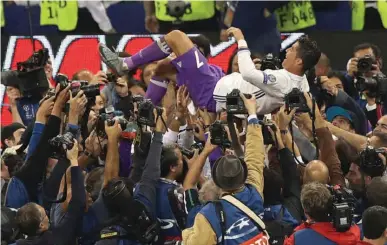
[55,74,100,100]
[137,99,163,127]
[1,49,49,98]
[357,55,376,74]
[48,132,75,159]
[96,106,128,137]
[102,179,159,244]
[355,73,387,99]
[327,185,356,232]
[210,121,230,147]
[359,146,386,178]
[178,142,204,159]
[284,88,310,113]
[260,53,282,71]
[226,89,252,115]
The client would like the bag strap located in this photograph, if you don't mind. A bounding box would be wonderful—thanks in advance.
[214,201,226,245]
[221,195,270,239]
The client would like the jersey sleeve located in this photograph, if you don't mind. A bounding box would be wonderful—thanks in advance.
[237,49,290,98]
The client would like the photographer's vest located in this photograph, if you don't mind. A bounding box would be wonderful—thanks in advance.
[200,185,266,245]
[156,179,182,242]
[293,229,336,245]
[352,0,387,30]
[40,0,78,31]
[274,1,316,32]
[155,0,215,22]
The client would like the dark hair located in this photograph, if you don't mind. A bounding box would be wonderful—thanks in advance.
[226,49,263,74]
[301,182,332,222]
[85,167,104,201]
[366,176,387,208]
[263,167,284,206]
[15,203,42,236]
[2,153,24,177]
[160,146,179,178]
[297,36,321,72]
[189,35,211,58]
[327,70,346,85]
[362,206,387,239]
[353,43,382,59]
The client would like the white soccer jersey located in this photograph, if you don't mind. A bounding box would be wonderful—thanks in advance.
[213,70,309,115]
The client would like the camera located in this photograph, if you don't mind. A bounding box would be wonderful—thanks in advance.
[357,55,376,74]
[327,185,356,232]
[48,132,75,158]
[1,49,50,98]
[137,99,163,127]
[96,106,128,136]
[284,88,310,113]
[102,179,159,243]
[260,53,282,71]
[261,118,277,145]
[106,73,117,83]
[355,73,387,99]
[55,74,100,99]
[178,142,204,159]
[133,95,145,103]
[166,1,192,20]
[210,121,230,147]
[226,89,252,115]
[359,146,386,178]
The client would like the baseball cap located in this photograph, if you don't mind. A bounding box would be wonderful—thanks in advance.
[1,123,25,147]
[326,106,352,123]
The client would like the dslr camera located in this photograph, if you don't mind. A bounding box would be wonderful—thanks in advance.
[357,55,376,74]
[210,121,230,147]
[137,99,163,127]
[226,89,252,115]
[359,146,386,178]
[284,88,310,113]
[355,73,387,99]
[48,132,75,158]
[327,185,356,232]
[1,48,49,98]
[260,53,282,71]
[96,106,128,136]
[55,74,100,99]
[178,142,204,159]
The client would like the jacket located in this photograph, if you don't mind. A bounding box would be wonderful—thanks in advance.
[182,122,265,245]
[284,222,360,245]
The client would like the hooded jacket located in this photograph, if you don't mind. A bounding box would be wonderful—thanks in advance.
[284,222,360,245]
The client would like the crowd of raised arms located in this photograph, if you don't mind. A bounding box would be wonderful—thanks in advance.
[1,26,387,245]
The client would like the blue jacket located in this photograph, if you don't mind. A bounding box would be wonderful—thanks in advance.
[156,179,182,242]
[263,204,300,228]
[200,184,265,244]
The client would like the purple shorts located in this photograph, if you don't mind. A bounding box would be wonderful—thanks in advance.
[171,47,224,112]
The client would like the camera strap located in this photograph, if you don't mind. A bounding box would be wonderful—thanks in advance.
[226,114,244,158]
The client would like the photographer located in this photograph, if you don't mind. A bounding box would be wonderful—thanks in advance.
[225,27,321,114]
[284,182,360,245]
[14,141,86,245]
[183,93,268,244]
[4,85,71,209]
[358,206,387,245]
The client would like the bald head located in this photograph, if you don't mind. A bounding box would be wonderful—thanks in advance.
[303,160,330,185]
[72,69,94,82]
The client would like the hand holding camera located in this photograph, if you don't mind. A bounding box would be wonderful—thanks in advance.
[91,70,108,85]
[36,96,55,123]
[105,119,122,142]
[278,105,296,130]
[203,135,218,155]
[240,92,257,115]
[155,107,167,133]
[68,90,88,125]
[303,92,324,129]
[66,139,79,165]
[52,84,71,116]
[347,58,359,78]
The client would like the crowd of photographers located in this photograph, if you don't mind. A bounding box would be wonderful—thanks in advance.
[1,26,387,245]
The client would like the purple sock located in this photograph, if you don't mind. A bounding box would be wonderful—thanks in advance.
[145,77,169,105]
[124,37,171,70]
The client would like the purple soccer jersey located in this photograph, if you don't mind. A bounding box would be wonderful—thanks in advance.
[171,47,224,112]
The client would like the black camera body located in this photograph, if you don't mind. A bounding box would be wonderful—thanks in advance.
[327,185,356,232]
[284,88,310,113]
[48,132,74,158]
[260,53,282,71]
[137,99,163,127]
[56,74,100,99]
[356,73,387,99]
[179,142,204,159]
[359,146,386,178]
[357,55,376,74]
[96,107,128,136]
[226,89,252,115]
[210,121,230,147]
